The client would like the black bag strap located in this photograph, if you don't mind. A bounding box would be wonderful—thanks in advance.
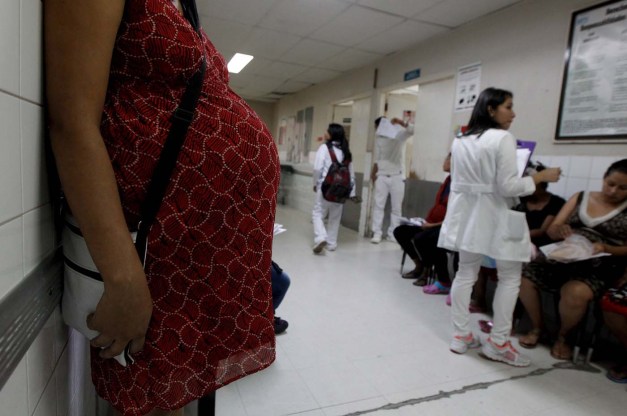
[326,142,350,167]
[181,0,201,33]
[135,0,205,262]
[135,59,206,262]
[326,142,339,164]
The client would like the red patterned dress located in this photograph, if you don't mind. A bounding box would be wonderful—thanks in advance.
[94,1,278,414]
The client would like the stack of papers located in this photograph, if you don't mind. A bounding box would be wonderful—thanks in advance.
[274,223,286,236]
[399,217,425,227]
[516,140,536,177]
[375,117,403,139]
[539,242,610,263]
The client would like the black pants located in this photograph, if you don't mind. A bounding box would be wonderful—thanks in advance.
[393,225,450,284]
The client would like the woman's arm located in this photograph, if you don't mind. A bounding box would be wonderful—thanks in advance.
[45,0,152,358]
[529,215,556,239]
[312,145,325,191]
[495,133,561,197]
[546,193,579,241]
[592,243,627,256]
[495,133,536,197]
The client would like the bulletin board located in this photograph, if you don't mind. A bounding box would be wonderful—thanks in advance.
[555,0,627,142]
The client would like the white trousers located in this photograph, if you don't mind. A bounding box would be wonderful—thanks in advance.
[371,174,404,237]
[451,250,522,345]
[312,189,343,248]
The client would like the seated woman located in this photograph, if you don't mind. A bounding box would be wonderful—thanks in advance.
[602,270,627,383]
[518,159,627,359]
[394,154,451,293]
[516,163,566,248]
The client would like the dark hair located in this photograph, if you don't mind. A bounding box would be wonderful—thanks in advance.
[464,87,513,136]
[327,123,352,162]
[604,158,627,178]
[374,117,383,129]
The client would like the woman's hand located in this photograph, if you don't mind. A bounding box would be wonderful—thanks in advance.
[88,267,153,358]
[422,221,436,229]
[533,167,561,184]
[548,223,573,240]
[591,242,606,254]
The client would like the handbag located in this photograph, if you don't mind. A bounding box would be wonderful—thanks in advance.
[601,283,627,316]
[61,5,206,366]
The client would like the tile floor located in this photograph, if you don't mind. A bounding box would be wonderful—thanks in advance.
[189,206,626,416]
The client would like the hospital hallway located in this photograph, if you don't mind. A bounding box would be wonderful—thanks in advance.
[204,206,627,416]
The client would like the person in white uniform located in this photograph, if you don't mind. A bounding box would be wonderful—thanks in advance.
[438,87,561,367]
[312,123,356,254]
[371,117,414,243]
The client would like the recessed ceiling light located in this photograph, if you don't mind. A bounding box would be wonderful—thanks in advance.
[227,53,254,73]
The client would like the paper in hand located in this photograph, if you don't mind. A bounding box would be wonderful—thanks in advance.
[376,117,403,139]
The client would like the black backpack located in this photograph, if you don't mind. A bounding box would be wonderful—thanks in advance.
[321,143,353,203]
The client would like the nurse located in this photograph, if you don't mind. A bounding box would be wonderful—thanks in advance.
[438,87,561,367]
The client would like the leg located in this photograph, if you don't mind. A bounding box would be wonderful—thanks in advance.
[371,176,389,239]
[416,227,449,285]
[393,225,424,276]
[490,259,522,346]
[517,276,543,347]
[312,189,328,244]
[552,280,594,360]
[271,264,291,311]
[603,310,627,382]
[451,251,483,337]
[470,269,488,312]
[387,175,405,237]
[325,202,344,248]
[604,310,627,347]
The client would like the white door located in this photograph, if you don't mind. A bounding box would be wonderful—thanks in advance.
[412,77,455,183]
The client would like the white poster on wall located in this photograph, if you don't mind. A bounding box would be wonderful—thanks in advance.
[454,62,481,112]
[557,0,627,140]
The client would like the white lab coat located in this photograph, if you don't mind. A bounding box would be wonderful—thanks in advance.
[437,129,536,262]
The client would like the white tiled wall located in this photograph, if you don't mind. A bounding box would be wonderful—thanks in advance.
[0,1,72,415]
[533,155,623,200]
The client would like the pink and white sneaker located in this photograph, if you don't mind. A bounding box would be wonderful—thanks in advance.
[450,333,481,354]
[481,337,531,367]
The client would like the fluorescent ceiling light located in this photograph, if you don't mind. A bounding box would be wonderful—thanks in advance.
[227,53,254,73]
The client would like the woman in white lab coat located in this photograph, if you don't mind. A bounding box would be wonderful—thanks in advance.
[438,88,561,367]
[311,123,356,254]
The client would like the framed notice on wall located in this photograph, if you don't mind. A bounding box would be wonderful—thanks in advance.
[556,0,627,142]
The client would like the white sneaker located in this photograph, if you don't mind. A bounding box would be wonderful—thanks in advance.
[450,333,481,354]
[313,241,327,254]
[383,235,396,243]
[326,245,337,251]
[481,337,531,367]
[370,235,381,244]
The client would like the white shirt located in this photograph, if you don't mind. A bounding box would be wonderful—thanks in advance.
[313,142,356,197]
[438,129,536,262]
[374,124,414,175]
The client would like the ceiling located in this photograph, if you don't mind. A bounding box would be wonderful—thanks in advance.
[197,0,523,102]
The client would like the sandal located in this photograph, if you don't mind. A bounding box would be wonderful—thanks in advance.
[607,365,627,384]
[519,328,541,349]
[402,267,423,279]
[550,336,573,360]
[423,281,450,295]
[412,276,428,286]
